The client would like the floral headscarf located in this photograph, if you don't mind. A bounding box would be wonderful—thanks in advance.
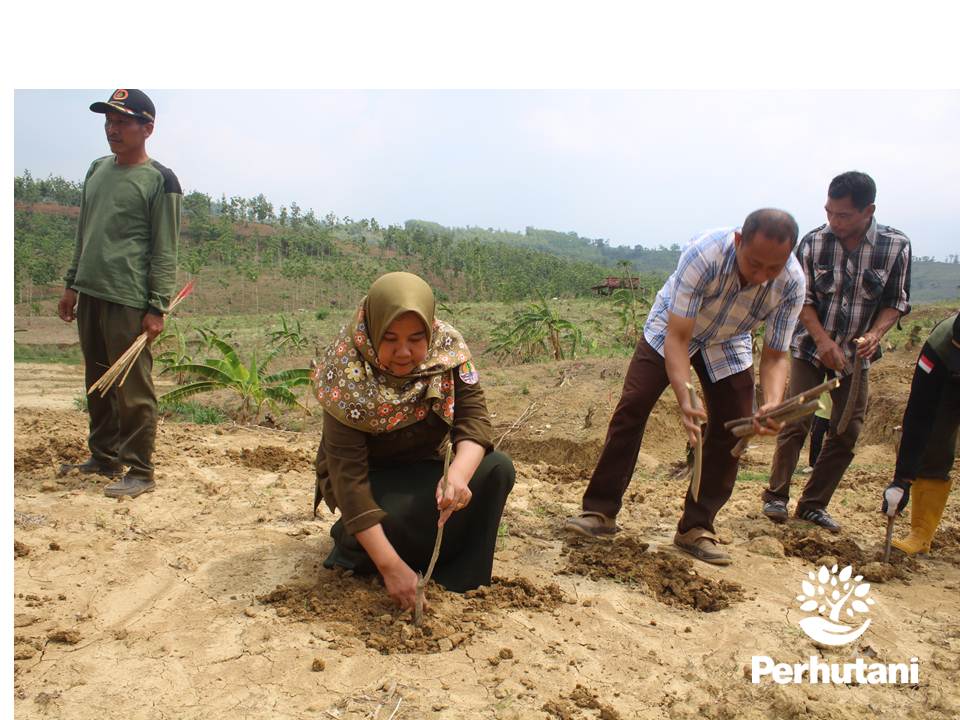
[312,272,471,433]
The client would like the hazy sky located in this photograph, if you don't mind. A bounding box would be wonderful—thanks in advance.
[14,89,960,258]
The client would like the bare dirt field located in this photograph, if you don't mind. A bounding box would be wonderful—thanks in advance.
[12,347,960,719]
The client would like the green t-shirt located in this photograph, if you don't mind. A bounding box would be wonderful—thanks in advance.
[814,391,832,419]
[65,155,181,312]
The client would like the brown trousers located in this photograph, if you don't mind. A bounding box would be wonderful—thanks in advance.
[77,294,157,479]
[582,337,754,534]
[763,357,868,513]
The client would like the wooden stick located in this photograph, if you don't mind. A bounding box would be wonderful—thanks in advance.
[385,697,402,720]
[729,399,825,456]
[724,383,836,431]
[85,281,196,397]
[837,338,865,435]
[116,334,149,388]
[882,515,895,563]
[415,443,453,626]
[776,399,827,425]
[494,402,538,449]
[729,399,822,437]
[685,380,704,502]
[730,436,751,458]
[88,334,146,395]
[723,378,839,430]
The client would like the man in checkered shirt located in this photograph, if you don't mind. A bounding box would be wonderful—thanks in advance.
[566,209,805,566]
[762,171,911,533]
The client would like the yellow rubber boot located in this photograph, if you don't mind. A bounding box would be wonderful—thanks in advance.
[892,478,953,555]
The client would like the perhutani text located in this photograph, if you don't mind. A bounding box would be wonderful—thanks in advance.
[751,656,920,685]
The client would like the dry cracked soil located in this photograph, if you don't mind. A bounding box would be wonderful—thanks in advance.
[11,350,960,719]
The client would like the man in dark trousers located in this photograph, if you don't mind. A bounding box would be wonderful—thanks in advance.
[761,171,911,532]
[882,313,960,554]
[58,89,181,498]
[566,209,805,565]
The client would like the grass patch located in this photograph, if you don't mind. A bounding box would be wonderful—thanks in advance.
[737,469,770,484]
[14,342,83,364]
[496,521,510,550]
[159,400,228,424]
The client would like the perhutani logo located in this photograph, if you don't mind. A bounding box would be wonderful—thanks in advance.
[796,563,874,646]
[751,564,920,685]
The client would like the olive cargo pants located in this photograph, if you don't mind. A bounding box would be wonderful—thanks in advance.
[763,356,869,514]
[77,293,157,480]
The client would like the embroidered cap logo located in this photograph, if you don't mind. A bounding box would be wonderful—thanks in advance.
[112,89,129,101]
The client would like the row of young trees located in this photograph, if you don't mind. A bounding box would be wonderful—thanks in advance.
[406,219,685,274]
[14,171,665,313]
[14,209,77,308]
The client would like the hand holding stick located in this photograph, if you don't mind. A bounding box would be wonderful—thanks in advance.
[415,443,453,626]
[836,337,865,435]
[87,281,195,397]
[882,516,895,563]
[685,381,704,502]
[723,378,840,431]
[725,377,840,458]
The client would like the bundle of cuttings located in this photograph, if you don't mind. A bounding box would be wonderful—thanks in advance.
[87,280,196,397]
[726,377,840,458]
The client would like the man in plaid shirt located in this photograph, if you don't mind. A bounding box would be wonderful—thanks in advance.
[762,171,911,532]
[566,209,805,566]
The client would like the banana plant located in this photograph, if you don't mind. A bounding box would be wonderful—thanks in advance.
[267,314,308,351]
[196,325,234,352]
[159,336,312,423]
[154,323,194,383]
[486,295,585,362]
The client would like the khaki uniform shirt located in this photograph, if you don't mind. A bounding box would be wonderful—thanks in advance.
[316,374,494,534]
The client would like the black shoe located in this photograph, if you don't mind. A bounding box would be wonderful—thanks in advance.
[796,507,841,534]
[762,499,789,523]
[104,475,156,499]
[58,458,123,478]
[323,520,375,574]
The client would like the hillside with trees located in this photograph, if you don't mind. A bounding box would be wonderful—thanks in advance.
[13,171,959,316]
[13,172,665,316]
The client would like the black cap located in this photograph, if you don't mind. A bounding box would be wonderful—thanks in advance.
[90,89,155,122]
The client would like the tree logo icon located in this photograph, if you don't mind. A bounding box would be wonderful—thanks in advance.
[795,564,876,646]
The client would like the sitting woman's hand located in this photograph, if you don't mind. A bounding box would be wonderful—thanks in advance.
[380,556,421,610]
[355,524,424,611]
[436,468,472,527]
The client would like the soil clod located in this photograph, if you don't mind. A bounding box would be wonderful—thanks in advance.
[561,535,743,611]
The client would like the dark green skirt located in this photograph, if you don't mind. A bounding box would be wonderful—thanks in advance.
[323,450,515,592]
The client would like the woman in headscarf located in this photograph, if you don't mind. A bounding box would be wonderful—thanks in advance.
[313,272,515,610]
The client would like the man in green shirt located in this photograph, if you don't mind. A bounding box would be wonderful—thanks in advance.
[58,89,181,498]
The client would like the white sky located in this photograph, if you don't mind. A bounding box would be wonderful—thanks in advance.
[13,88,960,258]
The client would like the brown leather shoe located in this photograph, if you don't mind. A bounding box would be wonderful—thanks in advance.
[104,475,156,499]
[564,512,619,538]
[673,528,731,566]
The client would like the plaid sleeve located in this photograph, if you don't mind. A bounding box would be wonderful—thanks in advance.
[668,241,713,318]
[764,280,805,352]
[881,243,911,315]
[797,234,817,306]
